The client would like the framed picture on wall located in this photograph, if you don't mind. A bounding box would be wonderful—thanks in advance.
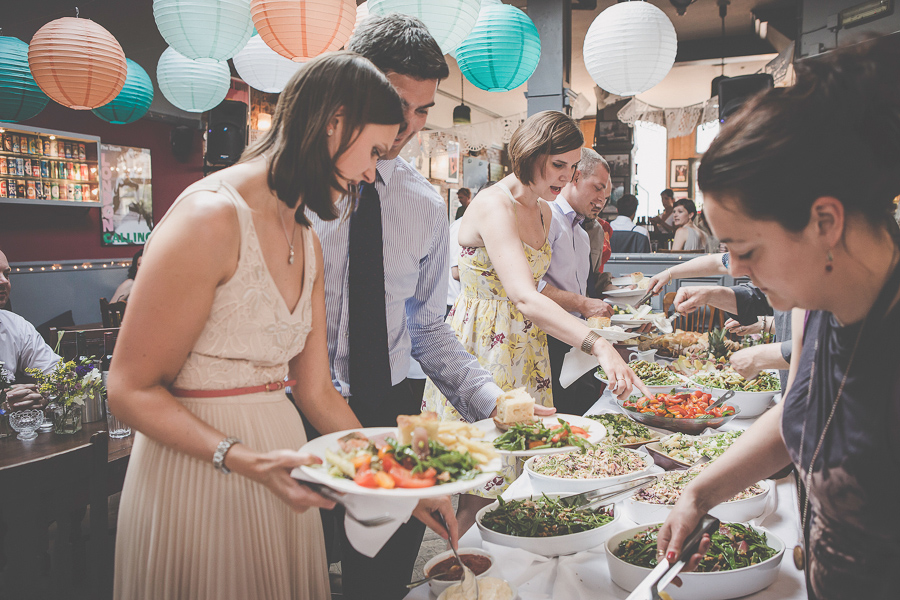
[489,163,503,181]
[100,144,153,245]
[605,154,630,178]
[670,159,690,189]
[446,140,460,183]
[594,120,631,145]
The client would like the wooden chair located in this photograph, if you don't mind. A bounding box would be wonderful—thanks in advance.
[663,292,725,333]
[48,327,119,362]
[99,298,126,328]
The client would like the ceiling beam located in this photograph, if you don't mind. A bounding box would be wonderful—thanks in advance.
[675,33,777,62]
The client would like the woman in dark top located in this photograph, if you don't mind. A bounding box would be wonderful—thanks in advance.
[656,36,900,599]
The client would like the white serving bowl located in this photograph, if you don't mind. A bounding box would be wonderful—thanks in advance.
[621,479,770,525]
[699,386,776,418]
[476,493,620,557]
[423,547,496,597]
[436,578,518,600]
[524,448,655,494]
[606,523,785,600]
[594,371,681,395]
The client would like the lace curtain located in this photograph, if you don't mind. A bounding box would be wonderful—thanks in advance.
[400,113,527,161]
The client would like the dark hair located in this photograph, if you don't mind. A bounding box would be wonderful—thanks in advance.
[661,189,675,199]
[616,194,639,219]
[347,14,449,81]
[127,248,143,280]
[674,198,697,218]
[699,36,900,232]
[508,111,584,186]
[241,51,403,225]
[457,187,471,198]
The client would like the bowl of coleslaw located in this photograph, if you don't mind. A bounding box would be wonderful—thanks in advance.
[524,446,656,494]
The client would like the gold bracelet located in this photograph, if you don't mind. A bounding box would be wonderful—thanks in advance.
[581,330,601,354]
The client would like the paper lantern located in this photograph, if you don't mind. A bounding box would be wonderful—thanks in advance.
[455,0,540,92]
[156,47,230,113]
[0,37,49,122]
[353,1,369,36]
[153,0,253,62]
[92,59,154,124]
[233,34,304,93]
[28,17,127,110]
[368,0,481,55]
[583,2,677,97]
[250,0,355,61]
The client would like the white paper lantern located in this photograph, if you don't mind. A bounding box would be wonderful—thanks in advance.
[353,1,369,36]
[157,47,231,112]
[153,0,253,62]
[583,2,677,97]
[233,35,304,93]
[368,0,482,55]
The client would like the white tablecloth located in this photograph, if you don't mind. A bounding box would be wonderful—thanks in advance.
[405,390,808,600]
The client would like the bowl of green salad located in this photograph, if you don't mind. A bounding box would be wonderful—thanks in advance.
[597,360,685,394]
[690,369,780,418]
[476,493,620,557]
[606,522,784,600]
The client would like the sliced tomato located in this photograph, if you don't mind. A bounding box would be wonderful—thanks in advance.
[353,469,378,488]
[374,471,395,489]
[352,453,372,471]
[390,466,436,488]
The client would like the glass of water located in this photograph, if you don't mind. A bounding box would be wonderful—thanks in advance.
[104,393,132,439]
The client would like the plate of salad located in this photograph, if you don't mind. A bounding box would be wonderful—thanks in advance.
[588,412,664,448]
[296,423,501,498]
[474,414,606,457]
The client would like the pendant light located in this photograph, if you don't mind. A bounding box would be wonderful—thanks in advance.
[453,72,470,125]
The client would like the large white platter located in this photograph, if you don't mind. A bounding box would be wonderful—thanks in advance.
[295,427,501,498]
[472,414,606,457]
[602,287,647,297]
[592,326,642,343]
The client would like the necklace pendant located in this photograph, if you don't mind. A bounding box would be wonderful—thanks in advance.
[793,543,805,571]
[288,248,295,265]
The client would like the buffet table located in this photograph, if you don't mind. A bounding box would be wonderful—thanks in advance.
[404,391,807,600]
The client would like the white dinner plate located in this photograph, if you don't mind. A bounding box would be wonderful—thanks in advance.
[295,427,501,498]
[610,276,639,287]
[592,327,642,343]
[602,287,647,297]
[472,414,606,457]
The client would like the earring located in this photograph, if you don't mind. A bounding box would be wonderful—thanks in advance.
[826,249,834,273]
[327,129,334,136]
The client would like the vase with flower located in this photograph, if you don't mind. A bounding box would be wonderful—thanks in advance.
[26,359,104,435]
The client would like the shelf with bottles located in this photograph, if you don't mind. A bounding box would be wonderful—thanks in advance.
[0,124,101,207]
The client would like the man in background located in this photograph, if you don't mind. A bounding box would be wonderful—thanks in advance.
[453,187,471,220]
[609,194,651,253]
[650,188,676,233]
[541,148,613,415]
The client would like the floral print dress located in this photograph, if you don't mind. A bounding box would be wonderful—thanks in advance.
[422,194,553,496]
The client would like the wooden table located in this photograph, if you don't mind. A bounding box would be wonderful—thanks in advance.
[0,420,133,599]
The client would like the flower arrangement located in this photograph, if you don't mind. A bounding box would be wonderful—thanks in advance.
[0,361,11,402]
[26,359,104,434]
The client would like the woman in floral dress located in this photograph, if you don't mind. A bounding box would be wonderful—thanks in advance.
[423,111,649,531]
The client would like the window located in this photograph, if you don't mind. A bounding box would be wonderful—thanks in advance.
[695,120,720,154]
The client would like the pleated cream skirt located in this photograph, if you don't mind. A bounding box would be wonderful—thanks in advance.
[113,391,330,600]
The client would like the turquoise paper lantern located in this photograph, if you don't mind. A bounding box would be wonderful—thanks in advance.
[157,47,230,113]
[368,0,482,55]
[92,59,154,124]
[153,0,253,62]
[455,0,540,92]
[0,37,49,123]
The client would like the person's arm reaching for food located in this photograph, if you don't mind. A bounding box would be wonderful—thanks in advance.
[647,253,730,294]
[541,282,613,319]
[728,343,790,380]
[673,285,738,315]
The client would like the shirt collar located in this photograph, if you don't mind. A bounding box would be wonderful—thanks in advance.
[375,158,398,186]
[555,195,584,226]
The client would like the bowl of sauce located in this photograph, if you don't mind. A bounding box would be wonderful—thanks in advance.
[424,548,495,595]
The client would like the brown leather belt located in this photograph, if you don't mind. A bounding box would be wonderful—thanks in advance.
[171,379,296,398]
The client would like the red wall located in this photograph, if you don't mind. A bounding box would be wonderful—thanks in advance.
[0,103,204,262]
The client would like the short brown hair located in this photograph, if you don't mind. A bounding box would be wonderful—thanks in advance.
[508,111,583,186]
[240,51,403,226]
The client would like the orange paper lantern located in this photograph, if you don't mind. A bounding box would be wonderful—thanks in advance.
[250,0,356,62]
[28,17,127,110]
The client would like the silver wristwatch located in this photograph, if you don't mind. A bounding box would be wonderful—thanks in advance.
[213,436,242,474]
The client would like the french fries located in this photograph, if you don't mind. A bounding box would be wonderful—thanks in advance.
[436,421,498,465]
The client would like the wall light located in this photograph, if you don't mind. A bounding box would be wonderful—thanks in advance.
[257,112,272,130]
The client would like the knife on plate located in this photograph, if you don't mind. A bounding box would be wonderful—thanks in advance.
[625,515,720,600]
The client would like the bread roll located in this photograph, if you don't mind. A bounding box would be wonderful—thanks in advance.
[587,316,611,329]
[396,412,440,444]
[495,388,535,424]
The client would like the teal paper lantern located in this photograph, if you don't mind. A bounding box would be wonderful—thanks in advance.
[153,0,253,62]
[0,37,49,123]
[455,0,540,92]
[368,0,482,55]
[157,47,230,113]
[92,59,154,124]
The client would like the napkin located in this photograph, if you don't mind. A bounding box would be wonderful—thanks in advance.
[291,468,418,558]
[481,541,607,600]
[559,347,597,389]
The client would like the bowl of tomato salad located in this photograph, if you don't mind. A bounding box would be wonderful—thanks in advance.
[617,389,740,435]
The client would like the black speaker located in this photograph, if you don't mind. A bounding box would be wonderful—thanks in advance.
[171,126,194,163]
[206,100,247,166]
[718,74,774,122]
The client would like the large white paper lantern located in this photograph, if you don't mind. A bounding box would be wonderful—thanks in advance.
[233,34,304,93]
[368,0,482,55]
[157,47,230,112]
[583,2,677,97]
[153,0,253,62]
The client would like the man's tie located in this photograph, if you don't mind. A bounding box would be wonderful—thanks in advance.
[348,182,394,427]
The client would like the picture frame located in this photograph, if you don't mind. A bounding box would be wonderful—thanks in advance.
[605,154,631,178]
[100,144,153,245]
[594,120,632,146]
[670,159,690,189]
[446,140,460,183]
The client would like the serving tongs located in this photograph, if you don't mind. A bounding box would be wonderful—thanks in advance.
[625,515,720,600]
[557,475,659,513]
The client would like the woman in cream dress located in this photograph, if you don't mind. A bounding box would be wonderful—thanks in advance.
[108,52,454,599]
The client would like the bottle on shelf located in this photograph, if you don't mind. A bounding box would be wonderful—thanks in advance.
[75,331,92,367]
